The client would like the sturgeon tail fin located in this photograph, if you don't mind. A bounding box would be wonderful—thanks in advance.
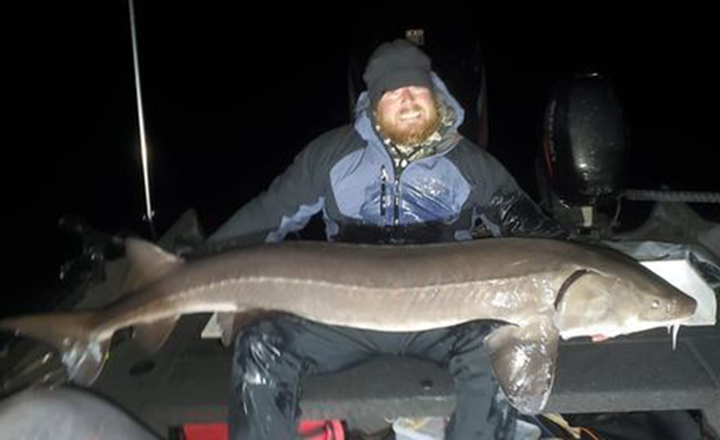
[0,312,110,386]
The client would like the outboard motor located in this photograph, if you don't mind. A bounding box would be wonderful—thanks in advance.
[539,72,627,237]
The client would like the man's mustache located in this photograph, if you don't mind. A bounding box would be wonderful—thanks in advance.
[397,105,424,118]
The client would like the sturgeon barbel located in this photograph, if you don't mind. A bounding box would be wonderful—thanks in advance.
[0,237,696,413]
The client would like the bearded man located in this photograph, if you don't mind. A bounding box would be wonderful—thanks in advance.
[212,39,565,439]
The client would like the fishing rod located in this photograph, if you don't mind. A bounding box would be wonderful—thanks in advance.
[128,0,157,240]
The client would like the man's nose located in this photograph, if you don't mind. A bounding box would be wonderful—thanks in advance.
[398,88,415,102]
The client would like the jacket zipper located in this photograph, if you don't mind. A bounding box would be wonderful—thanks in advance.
[392,153,413,226]
[380,163,402,226]
[383,142,424,226]
[393,175,401,226]
[380,165,388,221]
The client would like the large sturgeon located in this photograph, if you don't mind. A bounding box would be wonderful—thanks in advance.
[0,237,696,413]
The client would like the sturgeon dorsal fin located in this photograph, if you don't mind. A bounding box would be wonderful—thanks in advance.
[484,317,559,414]
[123,238,184,292]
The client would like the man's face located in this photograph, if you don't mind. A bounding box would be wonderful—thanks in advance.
[375,86,440,146]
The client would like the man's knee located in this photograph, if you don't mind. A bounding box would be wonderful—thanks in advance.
[229,319,305,438]
[234,320,285,365]
[445,321,504,383]
[232,318,306,387]
[452,321,502,353]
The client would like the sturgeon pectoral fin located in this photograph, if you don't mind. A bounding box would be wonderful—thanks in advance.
[484,318,559,414]
[133,316,180,354]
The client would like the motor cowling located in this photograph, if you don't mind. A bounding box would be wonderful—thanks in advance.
[541,73,627,206]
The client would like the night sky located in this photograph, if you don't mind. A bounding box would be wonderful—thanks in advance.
[4,4,718,316]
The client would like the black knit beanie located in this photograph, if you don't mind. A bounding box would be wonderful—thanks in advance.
[363,39,433,107]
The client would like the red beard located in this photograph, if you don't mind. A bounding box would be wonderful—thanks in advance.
[376,104,440,146]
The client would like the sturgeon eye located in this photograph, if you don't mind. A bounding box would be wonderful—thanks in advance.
[651,299,660,309]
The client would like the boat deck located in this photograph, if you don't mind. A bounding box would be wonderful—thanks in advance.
[91,309,720,437]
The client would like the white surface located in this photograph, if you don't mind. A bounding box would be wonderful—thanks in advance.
[391,417,541,440]
[393,417,446,440]
[201,312,222,339]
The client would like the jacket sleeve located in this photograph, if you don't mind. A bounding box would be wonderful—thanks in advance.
[475,151,568,239]
[207,130,343,246]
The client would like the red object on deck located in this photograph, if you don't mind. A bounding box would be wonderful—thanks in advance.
[298,420,345,439]
[181,420,344,440]
[182,423,228,440]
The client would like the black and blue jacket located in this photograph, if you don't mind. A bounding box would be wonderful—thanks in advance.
[210,73,564,245]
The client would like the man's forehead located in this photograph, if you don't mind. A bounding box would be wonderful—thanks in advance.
[379,86,435,105]
[385,85,432,94]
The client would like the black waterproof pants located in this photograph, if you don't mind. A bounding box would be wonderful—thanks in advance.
[228,316,516,440]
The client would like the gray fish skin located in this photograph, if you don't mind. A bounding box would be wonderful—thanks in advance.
[0,238,697,413]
